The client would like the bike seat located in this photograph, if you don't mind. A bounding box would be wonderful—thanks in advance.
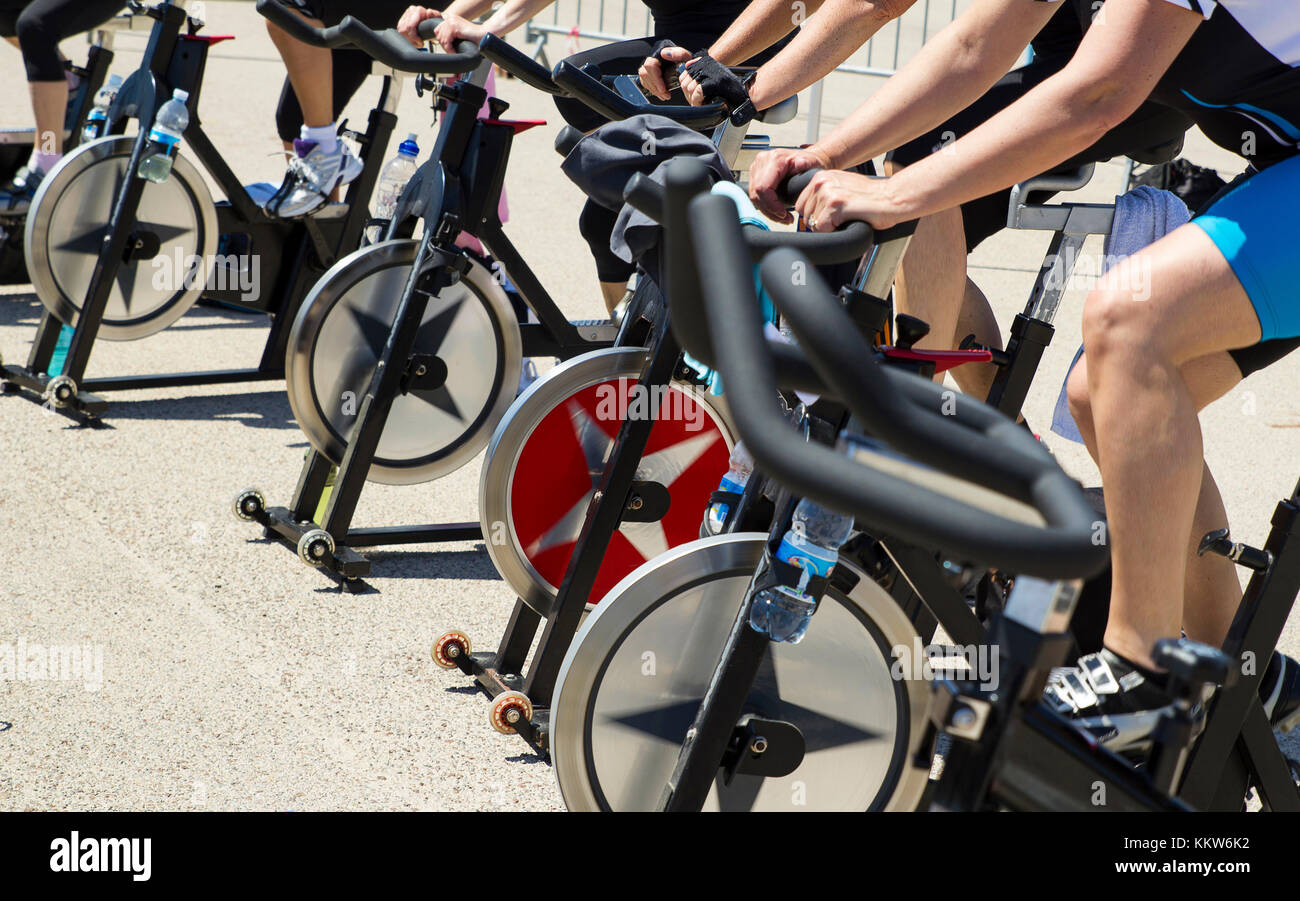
[180,34,236,45]
[1129,135,1184,166]
[753,95,797,126]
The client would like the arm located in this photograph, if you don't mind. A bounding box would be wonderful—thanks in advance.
[750,0,1056,219]
[814,0,1058,168]
[641,0,828,100]
[799,0,1203,229]
[721,0,912,110]
[400,0,554,47]
[709,0,830,68]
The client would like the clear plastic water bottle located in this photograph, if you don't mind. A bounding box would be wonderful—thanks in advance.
[47,324,74,376]
[136,89,189,184]
[369,133,420,241]
[703,442,754,536]
[750,495,854,643]
[82,73,124,143]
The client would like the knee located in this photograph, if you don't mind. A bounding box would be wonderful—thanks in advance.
[1081,284,1154,365]
[14,6,52,46]
[1066,359,1092,425]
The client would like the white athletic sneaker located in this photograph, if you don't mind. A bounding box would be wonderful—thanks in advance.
[266,137,363,219]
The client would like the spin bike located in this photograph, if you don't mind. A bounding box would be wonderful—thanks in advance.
[430,58,804,744]
[0,0,409,419]
[0,7,137,284]
[236,18,789,587]
[552,160,1300,811]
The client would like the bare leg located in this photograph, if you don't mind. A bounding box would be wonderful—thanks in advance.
[886,162,1004,397]
[1067,350,1245,648]
[1081,225,1261,669]
[266,15,333,129]
[600,280,629,315]
[30,79,68,156]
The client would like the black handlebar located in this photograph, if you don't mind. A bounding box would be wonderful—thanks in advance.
[551,60,729,129]
[478,33,563,95]
[667,168,1107,578]
[255,1,479,74]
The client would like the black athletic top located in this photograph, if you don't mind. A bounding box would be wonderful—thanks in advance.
[643,0,752,37]
[1039,0,1300,165]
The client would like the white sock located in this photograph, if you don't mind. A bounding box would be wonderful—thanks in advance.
[31,151,63,174]
[301,124,338,154]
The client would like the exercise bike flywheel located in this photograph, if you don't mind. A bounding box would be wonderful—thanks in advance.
[286,238,521,485]
[550,534,933,812]
[479,347,734,614]
[25,135,217,340]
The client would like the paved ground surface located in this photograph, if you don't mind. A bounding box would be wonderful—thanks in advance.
[0,1,1296,810]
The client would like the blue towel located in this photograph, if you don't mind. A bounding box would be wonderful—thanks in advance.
[1050,186,1190,443]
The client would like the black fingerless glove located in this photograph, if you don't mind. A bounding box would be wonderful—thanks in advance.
[685,52,750,110]
[649,39,679,64]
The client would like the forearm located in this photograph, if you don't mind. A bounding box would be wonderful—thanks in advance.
[746,0,905,110]
[710,0,826,67]
[886,71,1119,221]
[813,0,1052,168]
[442,0,500,20]
[481,0,555,36]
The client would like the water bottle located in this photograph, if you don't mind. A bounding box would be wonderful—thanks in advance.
[750,495,854,643]
[47,324,74,376]
[82,73,124,143]
[136,89,189,184]
[369,133,420,241]
[703,442,754,536]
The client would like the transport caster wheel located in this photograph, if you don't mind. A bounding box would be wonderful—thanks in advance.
[297,529,334,566]
[489,690,532,735]
[431,630,471,669]
[233,488,265,521]
[45,374,77,408]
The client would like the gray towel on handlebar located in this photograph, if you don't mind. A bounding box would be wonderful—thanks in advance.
[560,114,732,265]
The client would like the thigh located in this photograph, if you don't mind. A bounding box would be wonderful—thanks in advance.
[21,0,121,36]
[1095,223,1262,364]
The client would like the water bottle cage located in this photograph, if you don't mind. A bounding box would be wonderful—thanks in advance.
[707,489,742,510]
[758,550,831,601]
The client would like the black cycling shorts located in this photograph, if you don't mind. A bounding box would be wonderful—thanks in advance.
[0,0,122,82]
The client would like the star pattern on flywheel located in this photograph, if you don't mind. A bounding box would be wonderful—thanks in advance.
[342,295,467,422]
[604,653,883,804]
[51,168,191,310]
[523,398,720,561]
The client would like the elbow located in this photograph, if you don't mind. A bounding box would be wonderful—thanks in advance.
[1064,73,1147,146]
[863,0,919,26]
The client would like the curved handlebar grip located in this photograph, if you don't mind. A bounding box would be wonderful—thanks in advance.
[743,222,872,265]
[689,195,1107,578]
[479,34,563,95]
[338,18,479,74]
[623,173,665,223]
[256,0,341,46]
[255,2,478,73]
[777,168,820,205]
[551,60,728,128]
